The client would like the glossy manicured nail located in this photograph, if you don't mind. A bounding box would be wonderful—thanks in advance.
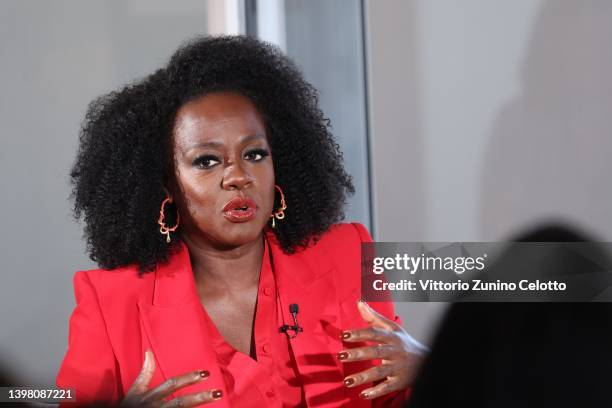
[342,331,352,340]
[198,370,209,378]
[337,352,349,360]
[360,391,370,399]
[212,389,223,399]
[343,377,355,387]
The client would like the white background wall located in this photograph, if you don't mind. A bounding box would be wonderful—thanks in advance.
[365,0,612,342]
[0,0,210,387]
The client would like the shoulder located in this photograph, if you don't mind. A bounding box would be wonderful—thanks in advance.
[70,263,154,307]
[302,222,373,260]
[311,222,373,250]
[297,222,372,289]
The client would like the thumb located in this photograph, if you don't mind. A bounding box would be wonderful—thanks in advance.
[126,349,156,397]
[357,300,397,331]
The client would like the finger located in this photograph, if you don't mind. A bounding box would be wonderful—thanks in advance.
[342,364,394,388]
[160,389,223,408]
[337,344,396,363]
[357,300,400,331]
[341,327,396,343]
[140,369,210,404]
[125,349,156,398]
[359,378,401,400]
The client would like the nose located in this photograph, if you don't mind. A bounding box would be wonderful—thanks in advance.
[221,162,253,190]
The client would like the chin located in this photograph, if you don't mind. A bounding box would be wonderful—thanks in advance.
[218,220,266,246]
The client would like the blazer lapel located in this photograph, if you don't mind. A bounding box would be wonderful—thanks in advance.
[138,234,361,407]
[137,241,230,407]
[268,233,351,407]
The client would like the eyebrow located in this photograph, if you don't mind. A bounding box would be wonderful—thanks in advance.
[184,134,266,154]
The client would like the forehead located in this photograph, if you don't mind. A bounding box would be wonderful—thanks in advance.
[173,92,267,149]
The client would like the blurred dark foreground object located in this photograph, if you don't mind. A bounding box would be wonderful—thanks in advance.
[406,223,612,408]
[406,303,612,408]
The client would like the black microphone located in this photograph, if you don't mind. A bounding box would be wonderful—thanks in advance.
[279,303,304,339]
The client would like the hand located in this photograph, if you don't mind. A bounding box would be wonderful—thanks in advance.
[119,349,223,407]
[338,300,428,401]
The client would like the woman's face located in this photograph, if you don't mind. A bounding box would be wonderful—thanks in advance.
[168,92,275,249]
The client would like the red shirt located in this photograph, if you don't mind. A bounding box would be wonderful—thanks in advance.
[202,235,306,407]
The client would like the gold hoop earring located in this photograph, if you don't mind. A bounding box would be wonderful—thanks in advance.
[270,185,287,229]
[158,195,180,243]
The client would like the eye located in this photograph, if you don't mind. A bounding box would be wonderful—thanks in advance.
[244,148,270,162]
[193,155,221,169]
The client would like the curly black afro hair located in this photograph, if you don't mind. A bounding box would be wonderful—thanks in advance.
[70,35,354,273]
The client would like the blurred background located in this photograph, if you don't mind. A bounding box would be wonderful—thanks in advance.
[1,0,611,387]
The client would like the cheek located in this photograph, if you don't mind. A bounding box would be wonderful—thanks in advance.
[176,174,217,216]
[261,164,276,211]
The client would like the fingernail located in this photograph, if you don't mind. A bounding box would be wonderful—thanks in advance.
[198,370,209,379]
[212,389,223,399]
[337,352,349,360]
[360,392,370,399]
[343,377,355,387]
[342,331,352,340]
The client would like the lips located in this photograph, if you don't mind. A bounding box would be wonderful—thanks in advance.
[222,196,258,223]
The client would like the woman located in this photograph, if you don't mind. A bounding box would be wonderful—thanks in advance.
[57,36,427,407]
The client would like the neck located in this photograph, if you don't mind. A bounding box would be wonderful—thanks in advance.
[181,232,265,296]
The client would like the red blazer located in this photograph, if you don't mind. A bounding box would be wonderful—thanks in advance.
[56,223,408,407]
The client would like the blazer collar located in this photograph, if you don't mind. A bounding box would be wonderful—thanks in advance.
[150,230,326,306]
[139,238,227,405]
[140,231,349,406]
[150,240,199,307]
[265,231,333,289]
[266,233,351,406]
